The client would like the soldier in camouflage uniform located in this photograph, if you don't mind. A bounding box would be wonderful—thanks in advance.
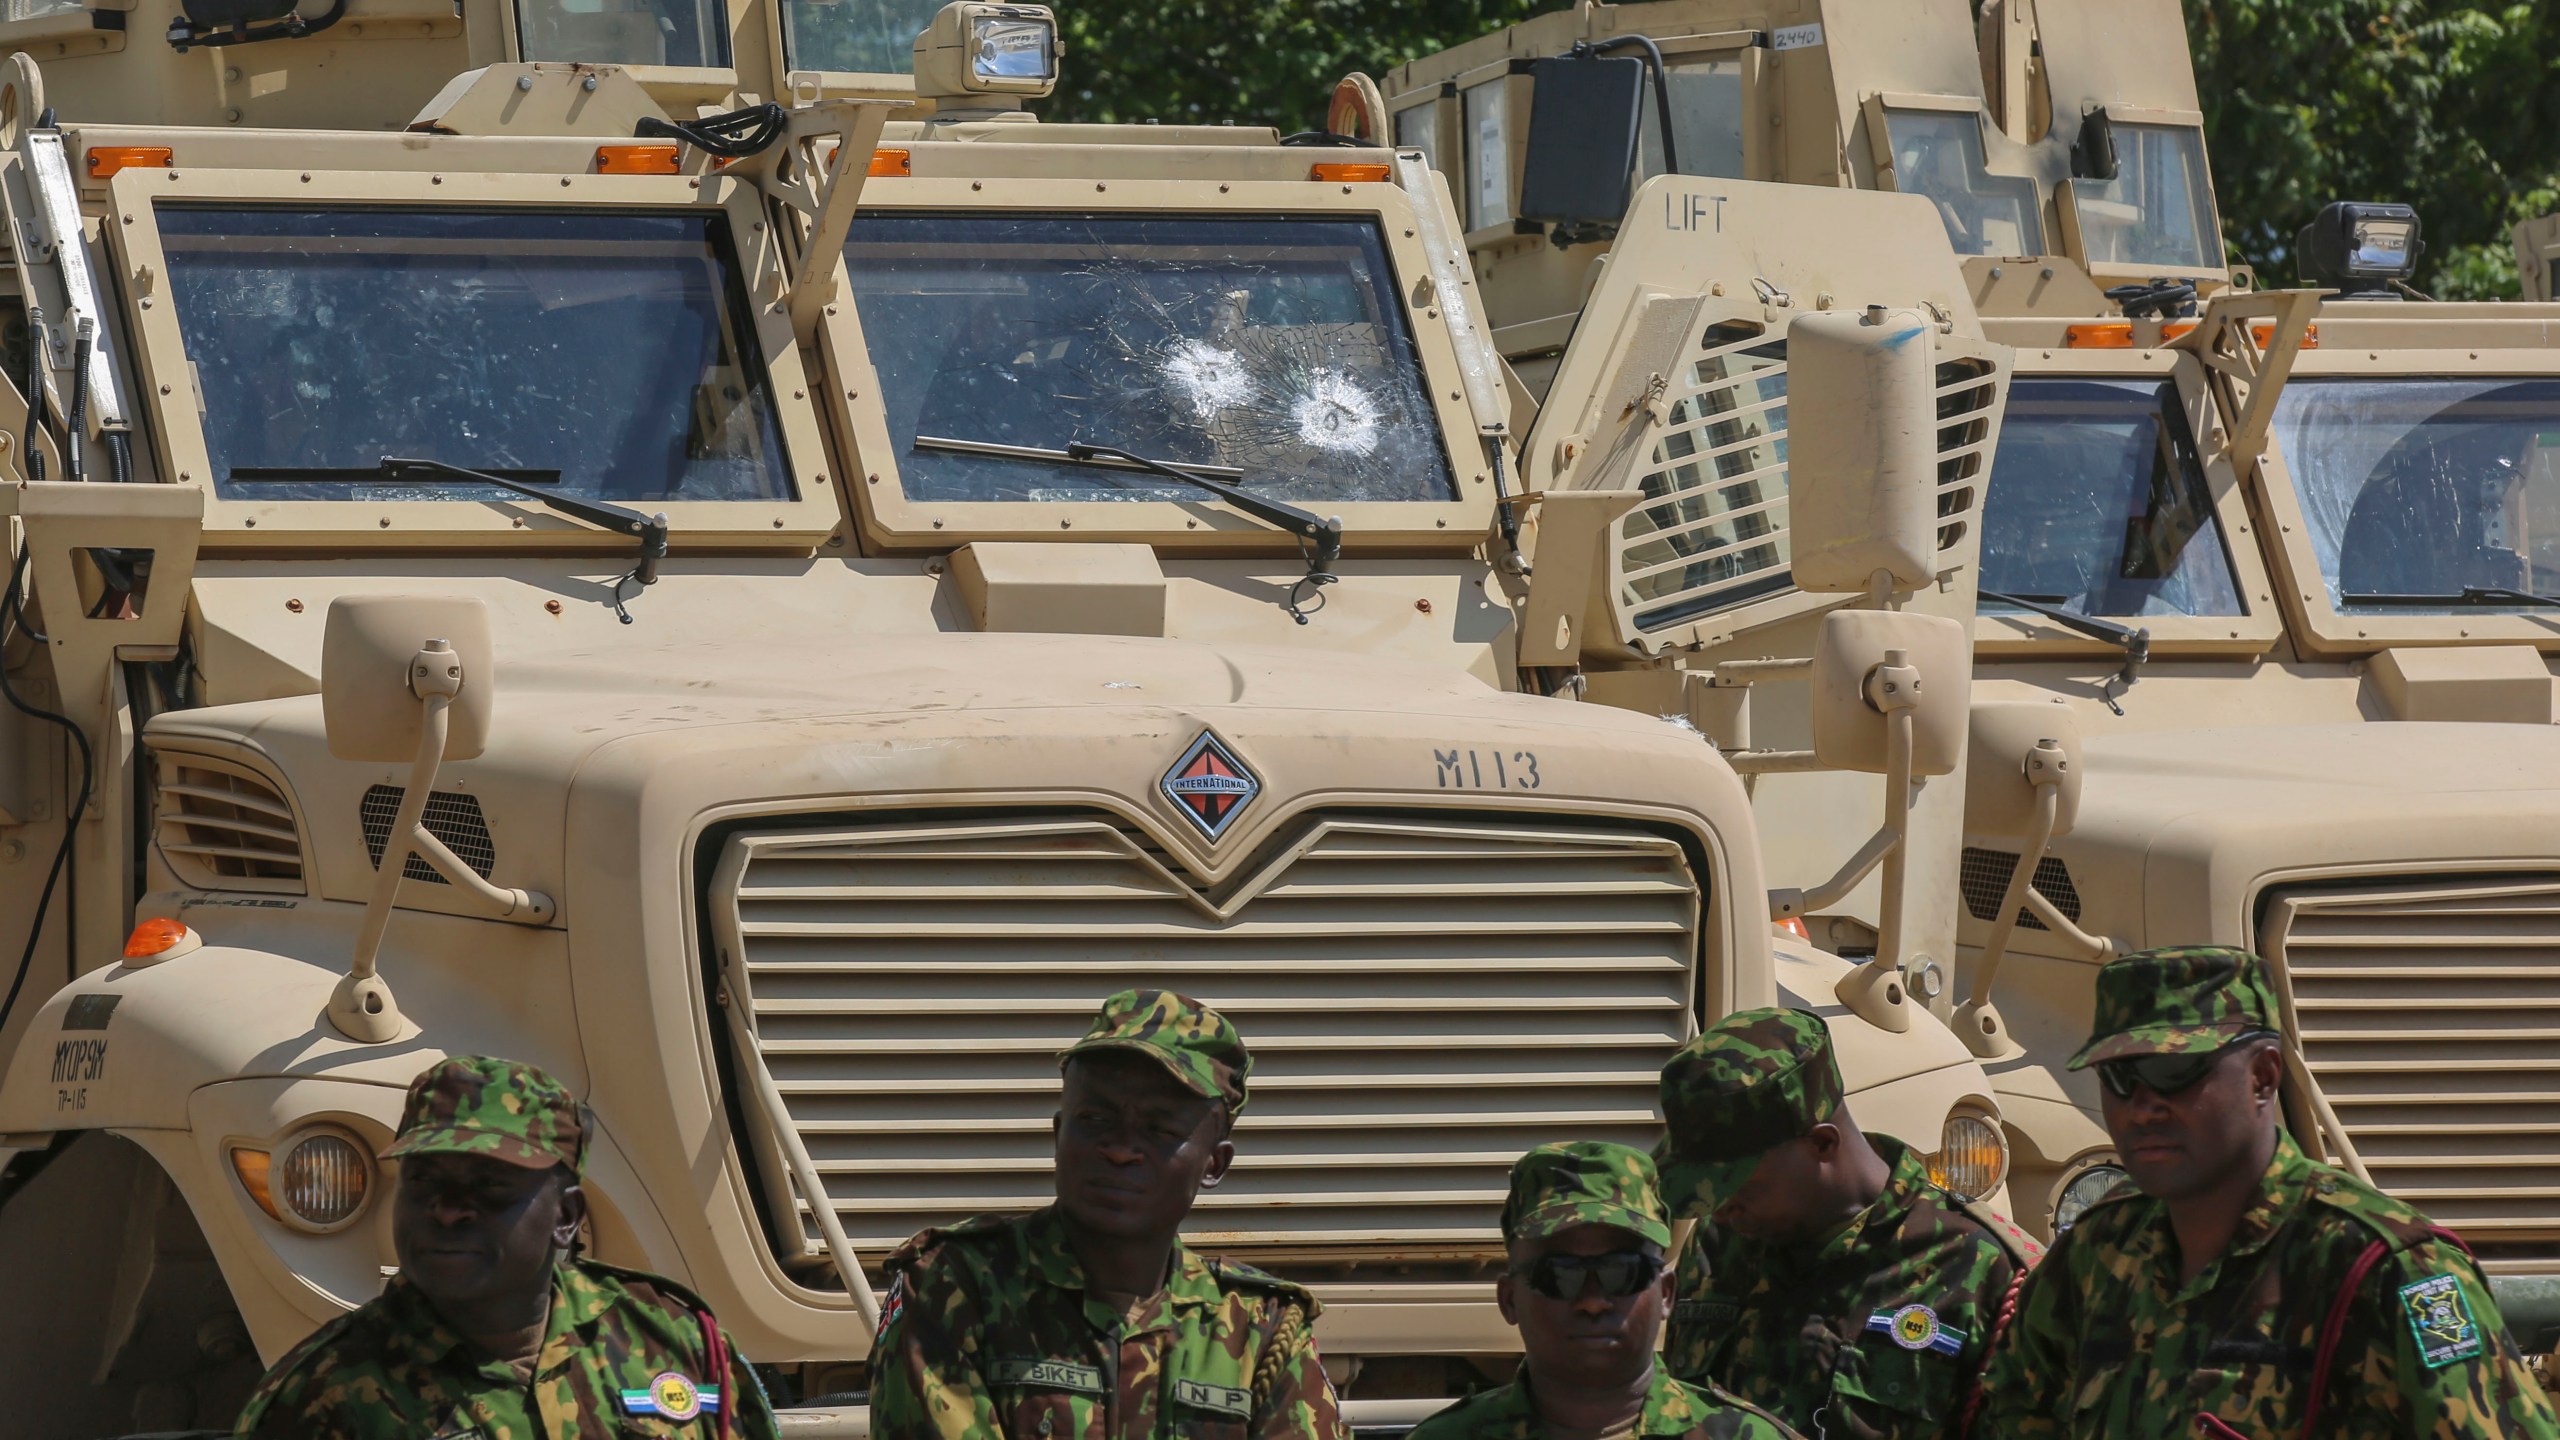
[1655,1008,2038,1440]
[868,989,1345,1439]
[1977,946,2560,1439]
[236,1055,777,1439]
[1411,1142,1802,1440]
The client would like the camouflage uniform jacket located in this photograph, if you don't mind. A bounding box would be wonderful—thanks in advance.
[1977,1131,2560,1439]
[868,1205,1346,1440]
[1665,1135,2035,1440]
[235,1256,778,1439]
[1406,1366,1804,1440]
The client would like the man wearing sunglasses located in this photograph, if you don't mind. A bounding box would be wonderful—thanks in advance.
[1976,947,2557,1438]
[1653,1008,2037,1440]
[1410,1141,1801,1439]
[869,990,1347,1439]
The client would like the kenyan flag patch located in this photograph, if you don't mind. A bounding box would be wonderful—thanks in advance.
[2398,1273,2484,1369]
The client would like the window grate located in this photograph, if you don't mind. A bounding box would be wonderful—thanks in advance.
[360,785,496,885]
[1959,846,2080,931]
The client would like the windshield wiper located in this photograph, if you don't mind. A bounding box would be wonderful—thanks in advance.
[1980,588,2154,715]
[910,435,1346,623]
[230,458,670,622]
[2342,587,2560,610]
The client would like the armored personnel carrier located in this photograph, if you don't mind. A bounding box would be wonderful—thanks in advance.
[1377,0,2560,1354]
[0,0,2023,1431]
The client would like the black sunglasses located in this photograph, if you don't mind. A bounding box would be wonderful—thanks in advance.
[1517,1251,1664,1302]
[2096,1031,2279,1100]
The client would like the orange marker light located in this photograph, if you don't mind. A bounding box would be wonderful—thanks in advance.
[86,146,173,180]
[593,145,681,175]
[868,148,912,177]
[1777,917,1811,942]
[232,1147,280,1221]
[1309,162,1391,183]
[125,916,193,959]
[2063,323,2135,349]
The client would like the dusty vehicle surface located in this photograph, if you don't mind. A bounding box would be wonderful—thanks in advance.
[0,1,2022,1434]
[1377,0,2560,1352]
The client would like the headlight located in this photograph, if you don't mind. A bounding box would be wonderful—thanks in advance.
[2053,1163,2127,1231]
[232,1127,373,1234]
[970,14,1054,81]
[1924,1111,2008,1202]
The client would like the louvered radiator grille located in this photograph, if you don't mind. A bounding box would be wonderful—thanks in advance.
[1615,316,2004,632]
[708,813,1702,1260]
[154,752,305,893]
[2265,876,2560,1267]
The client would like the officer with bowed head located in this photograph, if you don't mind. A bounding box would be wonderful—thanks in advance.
[1976,946,2557,1438]
[1409,1140,1800,1439]
[236,1055,777,1438]
[1652,1008,2036,1440]
[869,988,1345,1439]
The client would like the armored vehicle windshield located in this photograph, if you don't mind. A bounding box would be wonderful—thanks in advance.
[783,0,949,74]
[2272,378,2560,614]
[845,212,1458,505]
[162,207,795,507]
[516,0,731,69]
[1979,378,2245,618]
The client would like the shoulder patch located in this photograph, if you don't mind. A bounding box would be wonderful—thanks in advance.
[2398,1273,2486,1369]
[1208,1256,1320,1307]
[1950,1194,2048,1268]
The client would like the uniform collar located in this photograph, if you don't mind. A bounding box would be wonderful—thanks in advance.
[1798,1133,1930,1271]
[1022,1205,1212,1334]
[377,1257,614,1379]
[2117,1129,2311,1301]
[1475,1367,1704,1439]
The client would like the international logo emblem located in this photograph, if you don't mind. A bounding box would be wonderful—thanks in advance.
[620,1370,722,1421]
[1161,730,1259,839]
[1867,1303,1965,1356]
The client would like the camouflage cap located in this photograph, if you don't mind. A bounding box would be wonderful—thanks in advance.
[382,1055,586,1175]
[2067,946,2282,1069]
[1501,1141,1674,1249]
[1059,989,1251,1113]
[1653,1007,1844,1216]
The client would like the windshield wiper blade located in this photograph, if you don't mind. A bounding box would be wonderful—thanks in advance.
[1979,588,2153,716]
[2342,587,2560,609]
[909,435,1346,623]
[232,458,670,586]
[231,459,670,622]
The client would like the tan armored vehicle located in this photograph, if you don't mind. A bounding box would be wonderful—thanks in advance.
[0,2,2024,1432]
[1379,0,2560,1356]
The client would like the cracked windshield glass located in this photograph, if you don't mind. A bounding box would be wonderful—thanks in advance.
[162,207,795,505]
[1980,378,2243,617]
[2274,378,2560,613]
[843,213,1458,504]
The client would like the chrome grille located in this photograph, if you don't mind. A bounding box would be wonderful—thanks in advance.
[708,813,1701,1258]
[153,752,304,893]
[2264,876,2560,1267]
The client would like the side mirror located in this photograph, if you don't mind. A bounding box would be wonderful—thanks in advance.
[1809,609,1970,777]
[1964,701,2083,840]
[1518,54,1645,231]
[322,595,494,765]
[1784,308,1941,595]
[2071,106,2118,182]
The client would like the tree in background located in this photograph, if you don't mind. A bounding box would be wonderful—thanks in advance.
[2189,1,2560,298]
[1044,0,2560,300]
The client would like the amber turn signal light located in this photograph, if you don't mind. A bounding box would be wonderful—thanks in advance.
[594,145,682,175]
[87,146,173,180]
[869,148,913,177]
[1309,162,1391,183]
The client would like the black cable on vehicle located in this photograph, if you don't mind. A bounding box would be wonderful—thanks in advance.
[60,322,87,485]
[0,545,92,1039]
[22,305,46,487]
[635,103,789,161]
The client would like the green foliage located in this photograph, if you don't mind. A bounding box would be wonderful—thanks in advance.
[2188,1,2560,298]
[1039,0,1552,131]
[1037,1,2559,300]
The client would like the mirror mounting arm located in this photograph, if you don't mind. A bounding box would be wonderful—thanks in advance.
[1832,649,1922,1034]
[329,639,555,1044]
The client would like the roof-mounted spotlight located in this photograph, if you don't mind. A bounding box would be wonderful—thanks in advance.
[2296,201,2422,299]
[914,2,1059,110]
